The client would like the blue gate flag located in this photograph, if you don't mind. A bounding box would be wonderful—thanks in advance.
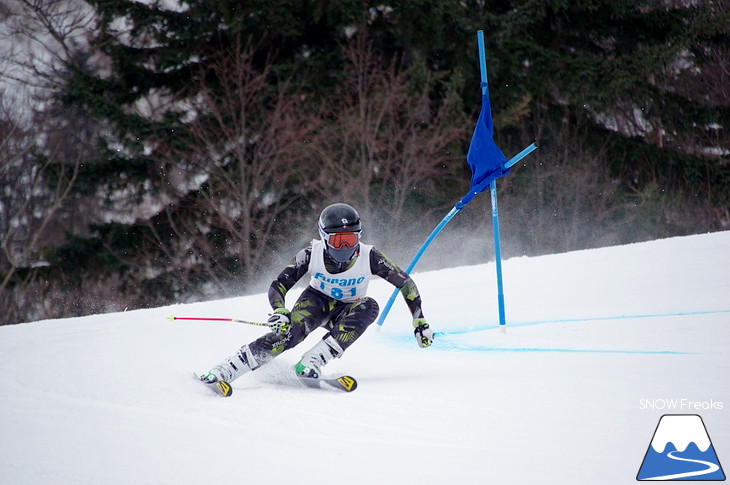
[466,92,510,194]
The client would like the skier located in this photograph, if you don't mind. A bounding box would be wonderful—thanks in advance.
[200,203,434,388]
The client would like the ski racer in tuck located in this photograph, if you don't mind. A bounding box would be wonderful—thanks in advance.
[201,203,434,385]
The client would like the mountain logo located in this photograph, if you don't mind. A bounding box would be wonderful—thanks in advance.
[637,414,725,481]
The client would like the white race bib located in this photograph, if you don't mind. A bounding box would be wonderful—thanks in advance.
[308,239,373,301]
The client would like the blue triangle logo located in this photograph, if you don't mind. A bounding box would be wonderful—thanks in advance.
[637,414,725,481]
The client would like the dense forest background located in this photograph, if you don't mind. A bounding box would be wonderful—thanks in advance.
[1,0,728,325]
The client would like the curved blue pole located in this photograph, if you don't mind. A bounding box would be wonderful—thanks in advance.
[376,205,462,327]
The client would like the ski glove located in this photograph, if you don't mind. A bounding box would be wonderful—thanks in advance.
[268,308,291,335]
[413,318,434,348]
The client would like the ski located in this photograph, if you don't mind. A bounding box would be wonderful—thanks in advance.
[298,374,358,392]
[194,373,233,397]
[193,372,355,395]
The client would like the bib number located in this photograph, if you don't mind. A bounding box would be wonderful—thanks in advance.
[320,283,357,300]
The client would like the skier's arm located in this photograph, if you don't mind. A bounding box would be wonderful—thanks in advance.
[369,248,424,319]
[267,246,311,310]
[370,248,433,347]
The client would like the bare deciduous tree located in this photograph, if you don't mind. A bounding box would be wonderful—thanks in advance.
[0,0,98,324]
[0,107,84,324]
[0,0,96,124]
[309,30,468,248]
[151,37,321,292]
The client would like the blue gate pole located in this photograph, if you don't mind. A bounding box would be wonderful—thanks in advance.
[490,179,506,328]
[477,30,507,329]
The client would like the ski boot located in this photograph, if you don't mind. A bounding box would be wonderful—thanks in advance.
[295,335,343,379]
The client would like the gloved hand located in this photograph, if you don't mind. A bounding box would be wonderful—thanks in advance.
[413,318,434,348]
[268,308,291,335]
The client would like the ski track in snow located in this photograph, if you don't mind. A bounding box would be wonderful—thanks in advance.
[1,231,729,485]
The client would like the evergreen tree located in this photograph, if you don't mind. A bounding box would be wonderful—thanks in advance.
[3,0,726,323]
[52,0,351,310]
[39,0,470,316]
[481,0,729,208]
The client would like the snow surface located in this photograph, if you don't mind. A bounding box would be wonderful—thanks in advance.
[1,231,729,484]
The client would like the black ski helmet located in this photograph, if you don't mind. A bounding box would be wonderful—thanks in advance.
[318,203,362,263]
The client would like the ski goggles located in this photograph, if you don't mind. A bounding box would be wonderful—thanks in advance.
[323,231,361,250]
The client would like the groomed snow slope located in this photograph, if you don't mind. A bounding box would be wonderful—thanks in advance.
[1,231,728,484]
